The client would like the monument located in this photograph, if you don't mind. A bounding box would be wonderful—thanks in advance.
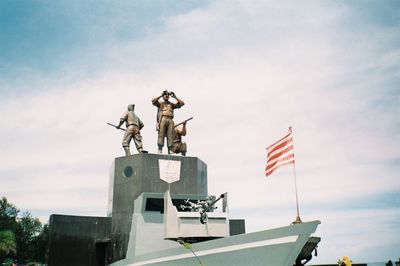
[46,94,320,266]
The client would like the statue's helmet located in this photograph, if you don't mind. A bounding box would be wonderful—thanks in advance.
[127,104,135,111]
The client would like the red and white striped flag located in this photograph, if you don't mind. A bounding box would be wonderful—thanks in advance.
[265,128,295,176]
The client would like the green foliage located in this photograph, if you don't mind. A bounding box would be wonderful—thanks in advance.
[0,197,48,265]
[0,197,19,232]
[15,212,43,262]
[34,224,49,263]
[1,258,14,266]
[177,240,205,266]
[0,230,16,259]
[25,262,45,266]
[180,241,192,250]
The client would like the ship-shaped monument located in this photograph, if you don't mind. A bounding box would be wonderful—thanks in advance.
[47,92,321,266]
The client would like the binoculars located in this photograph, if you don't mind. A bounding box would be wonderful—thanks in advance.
[162,90,175,97]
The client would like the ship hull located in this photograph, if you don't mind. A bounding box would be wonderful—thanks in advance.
[111,220,320,266]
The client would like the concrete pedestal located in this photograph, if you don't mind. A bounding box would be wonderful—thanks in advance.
[107,153,208,262]
[47,153,210,265]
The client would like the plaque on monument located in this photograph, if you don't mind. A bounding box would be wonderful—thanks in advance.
[158,159,181,183]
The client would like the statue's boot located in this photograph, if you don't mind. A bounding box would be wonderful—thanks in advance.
[124,147,131,156]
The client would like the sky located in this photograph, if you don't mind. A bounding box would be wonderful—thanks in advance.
[1,0,399,264]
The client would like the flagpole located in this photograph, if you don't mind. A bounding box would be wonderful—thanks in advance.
[292,162,302,224]
[290,127,302,224]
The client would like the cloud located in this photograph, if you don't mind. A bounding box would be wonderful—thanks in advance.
[1,0,399,263]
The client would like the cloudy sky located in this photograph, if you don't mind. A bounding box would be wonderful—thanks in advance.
[1,0,399,264]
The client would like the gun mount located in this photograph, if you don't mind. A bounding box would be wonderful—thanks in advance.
[164,190,229,241]
[180,194,225,224]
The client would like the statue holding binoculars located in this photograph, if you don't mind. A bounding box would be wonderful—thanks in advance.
[152,90,185,154]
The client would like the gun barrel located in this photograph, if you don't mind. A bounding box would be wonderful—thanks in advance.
[204,193,226,212]
[211,193,225,205]
[174,117,193,128]
[107,122,126,131]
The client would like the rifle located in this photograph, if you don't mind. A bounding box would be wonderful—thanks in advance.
[174,117,193,128]
[107,123,126,132]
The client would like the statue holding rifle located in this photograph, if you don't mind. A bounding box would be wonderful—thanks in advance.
[114,104,145,156]
[152,90,184,154]
[170,117,193,156]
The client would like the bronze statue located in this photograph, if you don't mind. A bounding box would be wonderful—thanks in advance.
[152,90,184,154]
[170,117,192,156]
[170,122,187,156]
[116,104,145,156]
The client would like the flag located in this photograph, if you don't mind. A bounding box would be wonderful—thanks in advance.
[265,128,295,176]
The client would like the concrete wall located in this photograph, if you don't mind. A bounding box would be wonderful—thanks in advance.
[229,219,246,236]
[46,154,245,265]
[47,215,111,266]
[107,153,208,262]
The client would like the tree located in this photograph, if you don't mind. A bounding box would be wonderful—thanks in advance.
[35,223,49,263]
[15,212,43,262]
[0,197,48,264]
[0,197,19,232]
[0,230,16,261]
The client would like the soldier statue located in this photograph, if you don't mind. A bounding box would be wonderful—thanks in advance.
[170,122,187,156]
[152,90,184,154]
[116,104,145,156]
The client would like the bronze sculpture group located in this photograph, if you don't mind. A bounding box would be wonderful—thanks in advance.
[112,90,189,156]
